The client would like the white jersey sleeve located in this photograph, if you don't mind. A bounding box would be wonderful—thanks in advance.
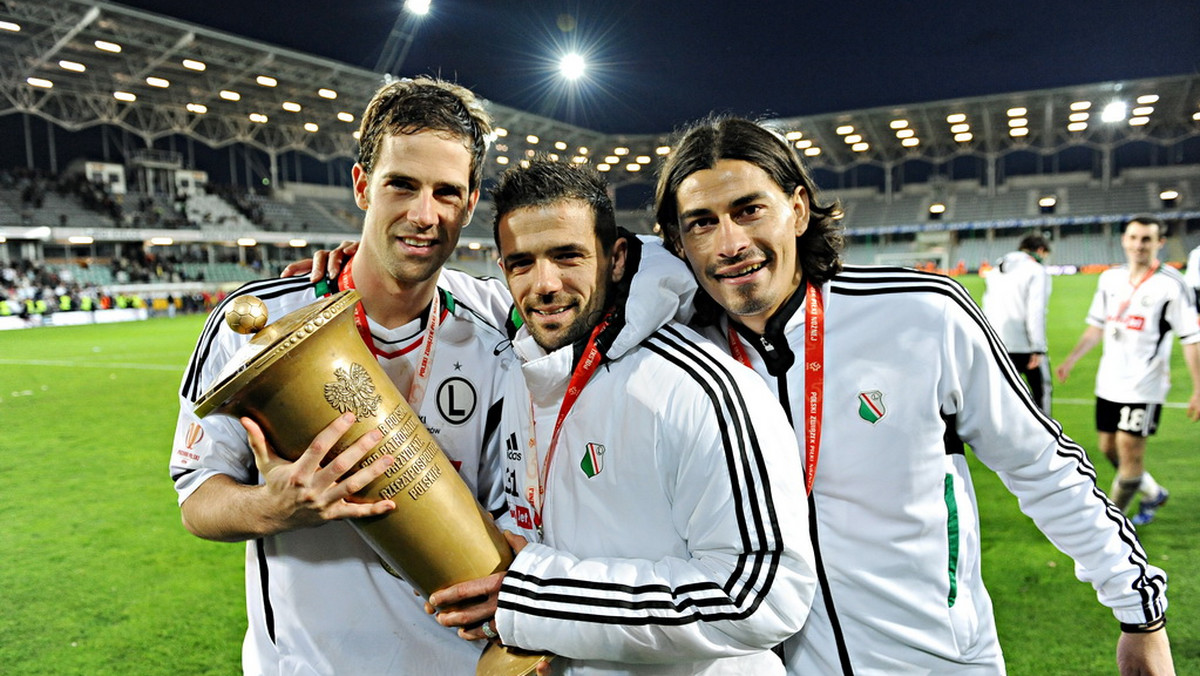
[942,277,1167,624]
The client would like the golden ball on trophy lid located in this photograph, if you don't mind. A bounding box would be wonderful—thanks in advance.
[225,295,269,334]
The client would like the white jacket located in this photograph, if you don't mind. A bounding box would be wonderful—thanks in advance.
[698,263,1167,675]
[982,250,1050,354]
[493,238,818,675]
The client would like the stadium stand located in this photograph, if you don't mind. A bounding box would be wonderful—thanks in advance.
[0,0,1197,297]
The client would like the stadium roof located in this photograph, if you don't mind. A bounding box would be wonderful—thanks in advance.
[2,0,1199,191]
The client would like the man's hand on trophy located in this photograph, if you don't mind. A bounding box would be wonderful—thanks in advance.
[241,412,395,531]
[426,531,530,639]
[280,240,360,282]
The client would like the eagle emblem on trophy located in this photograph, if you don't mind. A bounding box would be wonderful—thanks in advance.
[324,362,383,418]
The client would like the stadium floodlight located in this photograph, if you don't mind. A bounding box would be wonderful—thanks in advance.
[1068,112,1089,122]
[1159,189,1179,201]
[656,146,670,155]
[901,137,921,147]
[68,236,94,245]
[59,60,85,73]
[525,134,539,144]
[282,101,302,112]
[950,123,970,134]
[804,147,821,156]
[596,163,611,172]
[186,103,208,114]
[1070,100,1092,111]
[496,156,510,165]
[146,77,170,88]
[954,132,973,142]
[182,59,206,71]
[835,125,855,135]
[113,91,136,102]
[0,20,20,32]
[150,237,174,246]
[1100,101,1127,123]
[318,88,338,99]
[289,239,308,247]
[219,90,241,101]
[337,112,355,122]
[795,139,813,148]
[94,40,122,53]
[256,75,278,87]
[1009,127,1029,137]
[604,155,619,164]
[1006,107,1027,117]
[304,123,319,132]
[548,153,559,161]
[1038,196,1057,208]
[554,141,568,150]
[1128,116,1150,126]
[1132,106,1154,116]
[946,113,967,124]
[929,203,947,214]
[896,129,915,138]
[579,146,591,155]
[559,52,586,81]
[851,142,869,152]
[613,147,629,156]
[494,127,508,137]
[1137,94,1159,105]
[404,0,431,15]
[237,238,257,247]
[636,155,651,164]
[27,77,53,89]
[785,130,804,140]
[844,134,862,144]
[1007,117,1028,127]
[889,119,908,129]
[1067,122,1088,132]
[625,163,641,172]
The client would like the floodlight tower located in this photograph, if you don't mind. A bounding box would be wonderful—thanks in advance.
[375,0,431,76]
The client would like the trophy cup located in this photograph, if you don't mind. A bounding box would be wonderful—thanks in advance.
[194,289,550,676]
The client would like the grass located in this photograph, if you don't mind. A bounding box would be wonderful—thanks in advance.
[0,272,1194,674]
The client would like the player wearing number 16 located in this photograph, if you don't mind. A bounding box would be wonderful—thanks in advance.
[1057,216,1200,527]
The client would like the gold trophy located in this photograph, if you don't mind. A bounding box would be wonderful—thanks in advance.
[194,290,550,676]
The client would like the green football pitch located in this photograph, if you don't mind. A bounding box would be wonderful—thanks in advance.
[0,272,1194,674]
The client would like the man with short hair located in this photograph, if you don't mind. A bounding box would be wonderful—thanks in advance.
[653,117,1175,675]
[170,77,514,674]
[983,233,1054,414]
[1057,216,1200,527]
[427,159,818,674]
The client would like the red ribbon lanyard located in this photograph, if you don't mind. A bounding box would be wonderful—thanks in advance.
[338,255,441,408]
[727,281,824,495]
[528,316,610,530]
[1114,261,1159,320]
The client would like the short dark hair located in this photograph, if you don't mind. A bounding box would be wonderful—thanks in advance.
[491,159,618,252]
[1019,233,1051,253]
[1124,215,1167,237]
[356,77,492,193]
[654,116,844,286]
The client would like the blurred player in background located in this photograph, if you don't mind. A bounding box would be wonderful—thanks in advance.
[983,233,1053,414]
[1058,216,1200,527]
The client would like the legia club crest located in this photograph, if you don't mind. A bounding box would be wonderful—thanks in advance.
[857,390,886,424]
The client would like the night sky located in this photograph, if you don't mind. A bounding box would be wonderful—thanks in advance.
[111,0,1200,134]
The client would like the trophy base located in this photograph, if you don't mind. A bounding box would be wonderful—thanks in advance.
[476,642,554,676]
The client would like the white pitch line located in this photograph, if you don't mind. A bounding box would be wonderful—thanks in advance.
[0,358,183,372]
[1055,397,1187,410]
